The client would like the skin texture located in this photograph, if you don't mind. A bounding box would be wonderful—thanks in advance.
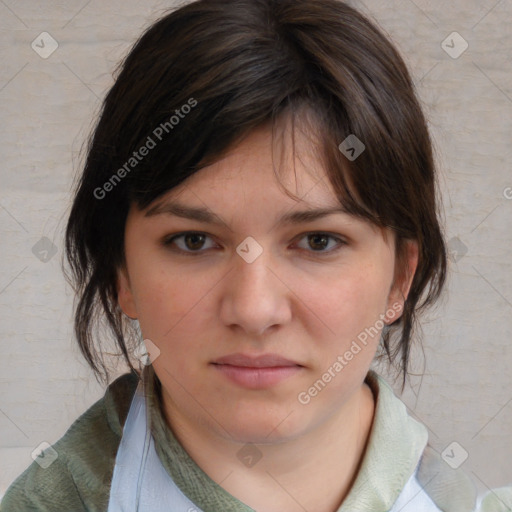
[117,119,418,511]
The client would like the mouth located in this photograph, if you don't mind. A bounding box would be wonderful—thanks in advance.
[210,353,304,389]
[212,353,302,368]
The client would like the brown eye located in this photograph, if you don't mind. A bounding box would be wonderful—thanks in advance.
[295,233,346,254]
[183,233,206,250]
[163,232,216,253]
[308,234,330,251]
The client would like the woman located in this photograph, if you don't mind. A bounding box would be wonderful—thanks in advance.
[1,0,510,510]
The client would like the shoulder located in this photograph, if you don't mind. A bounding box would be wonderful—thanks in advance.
[365,372,510,512]
[413,444,478,511]
[409,437,512,512]
[0,371,139,512]
[477,486,512,512]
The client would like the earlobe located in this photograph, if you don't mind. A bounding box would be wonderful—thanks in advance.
[116,267,138,319]
[385,240,419,323]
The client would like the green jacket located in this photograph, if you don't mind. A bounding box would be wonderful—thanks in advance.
[1,367,511,511]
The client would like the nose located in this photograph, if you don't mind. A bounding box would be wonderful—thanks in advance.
[219,244,292,337]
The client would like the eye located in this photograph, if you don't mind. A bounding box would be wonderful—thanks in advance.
[163,232,217,253]
[295,233,346,254]
[162,231,346,256]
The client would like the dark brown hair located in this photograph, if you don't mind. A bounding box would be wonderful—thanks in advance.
[64,0,447,389]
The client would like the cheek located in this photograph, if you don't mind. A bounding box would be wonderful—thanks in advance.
[292,260,393,360]
[131,263,221,364]
[129,261,194,338]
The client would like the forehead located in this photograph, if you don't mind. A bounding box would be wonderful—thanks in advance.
[134,123,389,244]
[131,121,389,242]
[153,121,339,211]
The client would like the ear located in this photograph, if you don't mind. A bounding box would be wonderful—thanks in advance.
[385,239,419,323]
[117,266,138,319]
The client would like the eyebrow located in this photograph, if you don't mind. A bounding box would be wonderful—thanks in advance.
[145,200,351,228]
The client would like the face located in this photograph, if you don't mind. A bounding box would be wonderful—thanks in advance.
[117,120,417,445]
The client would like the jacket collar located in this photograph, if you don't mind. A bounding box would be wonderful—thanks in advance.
[337,371,428,511]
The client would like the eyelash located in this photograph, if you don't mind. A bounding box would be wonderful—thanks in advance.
[162,231,347,256]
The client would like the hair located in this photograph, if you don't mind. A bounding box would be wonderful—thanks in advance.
[64,0,447,390]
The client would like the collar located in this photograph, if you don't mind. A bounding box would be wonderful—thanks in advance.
[144,366,428,512]
[337,371,428,511]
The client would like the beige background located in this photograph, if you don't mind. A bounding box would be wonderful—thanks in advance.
[0,0,511,503]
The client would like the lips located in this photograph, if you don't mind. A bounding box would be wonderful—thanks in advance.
[211,353,303,389]
[212,353,302,368]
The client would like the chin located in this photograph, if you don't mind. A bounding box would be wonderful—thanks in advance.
[221,407,309,445]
